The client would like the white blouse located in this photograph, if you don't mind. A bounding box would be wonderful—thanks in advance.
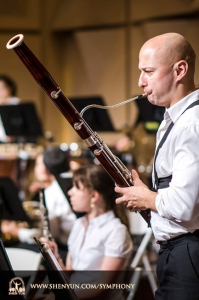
[68,210,133,270]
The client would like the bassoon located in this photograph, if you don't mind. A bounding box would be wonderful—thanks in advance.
[6,34,150,225]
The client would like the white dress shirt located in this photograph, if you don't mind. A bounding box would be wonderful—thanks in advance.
[68,210,133,270]
[44,179,76,245]
[152,89,199,241]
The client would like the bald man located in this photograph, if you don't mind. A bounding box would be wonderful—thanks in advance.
[115,33,199,299]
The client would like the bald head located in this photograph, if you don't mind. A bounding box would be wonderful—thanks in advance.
[140,33,196,75]
[138,33,196,107]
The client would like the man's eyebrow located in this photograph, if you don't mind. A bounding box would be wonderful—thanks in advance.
[139,67,154,70]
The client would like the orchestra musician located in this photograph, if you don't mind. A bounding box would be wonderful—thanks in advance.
[31,148,77,248]
[0,74,20,143]
[2,146,76,258]
[115,33,199,300]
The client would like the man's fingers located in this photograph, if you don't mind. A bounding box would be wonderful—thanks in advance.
[131,169,140,182]
[115,195,128,204]
[115,186,125,194]
[126,200,134,209]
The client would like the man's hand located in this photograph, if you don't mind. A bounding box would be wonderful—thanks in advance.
[115,169,158,212]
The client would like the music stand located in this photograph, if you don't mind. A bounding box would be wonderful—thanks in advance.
[0,102,43,199]
[0,239,25,299]
[0,102,43,142]
[0,177,30,223]
[135,97,165,134]
[34,238,79,300]
[70,96,115,132]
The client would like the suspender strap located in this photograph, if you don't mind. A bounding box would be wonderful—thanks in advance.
[157,175,173,189]
[153,99,199,191]
[153,122,174,190]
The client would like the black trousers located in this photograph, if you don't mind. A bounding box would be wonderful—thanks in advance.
[155,231,199,300]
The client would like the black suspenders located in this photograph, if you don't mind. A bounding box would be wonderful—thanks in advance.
[153,100,199,191]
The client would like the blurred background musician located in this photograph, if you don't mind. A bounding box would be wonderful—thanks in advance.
[0,74,43,199]
[42,145,85,219]
[2,146,76,260]
[0,74,20,143]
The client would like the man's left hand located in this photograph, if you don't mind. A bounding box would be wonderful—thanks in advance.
[115,169,157,212]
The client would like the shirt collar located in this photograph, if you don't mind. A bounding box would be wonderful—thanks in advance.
[165,89,199,124]
[81,210,115,228]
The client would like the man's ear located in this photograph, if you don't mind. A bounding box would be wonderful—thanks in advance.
[175,60,188,82]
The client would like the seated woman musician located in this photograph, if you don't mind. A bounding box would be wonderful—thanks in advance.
[38,164,133,299]
[0,74,20,142]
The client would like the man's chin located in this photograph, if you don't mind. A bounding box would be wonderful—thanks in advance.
[147,96,156,105]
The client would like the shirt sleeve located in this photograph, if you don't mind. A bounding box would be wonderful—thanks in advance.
[103,221,133,258]
[18,228,41,244]
[155,124,199,222]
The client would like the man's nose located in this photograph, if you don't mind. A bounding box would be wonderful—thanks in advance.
[138,72,146,88]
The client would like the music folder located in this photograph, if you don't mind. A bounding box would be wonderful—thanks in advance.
[0,239,25,299]
[34,237,79,300]
[0,102,43,141]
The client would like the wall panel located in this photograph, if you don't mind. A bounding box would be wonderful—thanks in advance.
[61,29,129,145]
[0,0,40,30]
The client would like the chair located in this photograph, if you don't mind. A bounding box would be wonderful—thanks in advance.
[5,247,42,297]
[126,212,157,300]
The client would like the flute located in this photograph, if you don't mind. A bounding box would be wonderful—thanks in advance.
[39,190,53,242]
[6,34,151,225]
